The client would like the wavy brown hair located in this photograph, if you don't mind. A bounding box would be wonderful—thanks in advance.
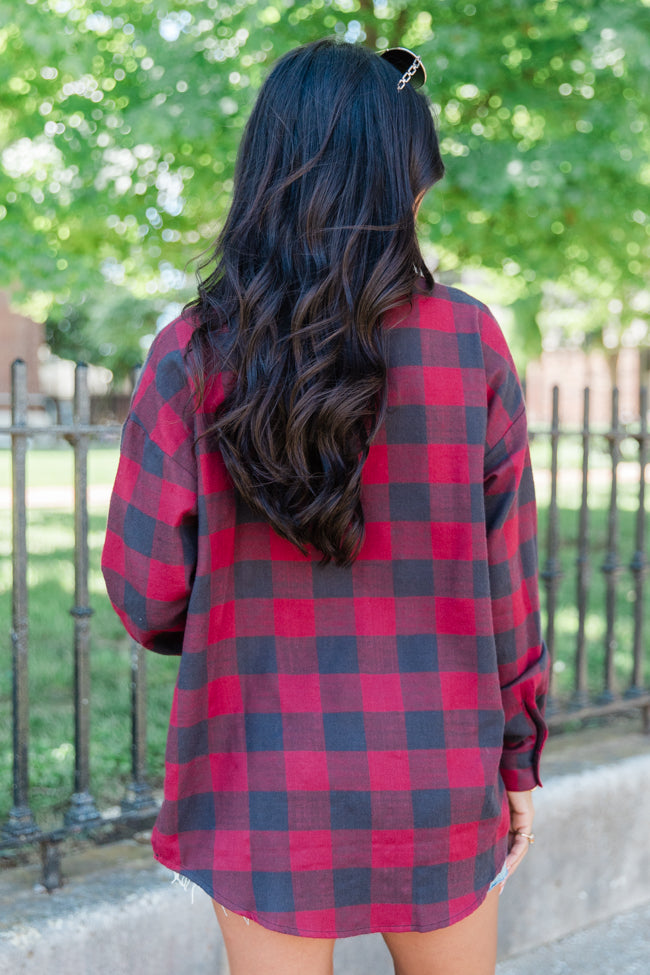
[187,39,444,565]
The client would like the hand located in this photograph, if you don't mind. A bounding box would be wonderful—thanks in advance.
[504,789,535,881]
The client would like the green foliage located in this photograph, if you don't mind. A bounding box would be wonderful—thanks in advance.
[0,0,648,378]
[45,288,163,383]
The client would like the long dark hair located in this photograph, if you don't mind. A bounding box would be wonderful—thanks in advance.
[187,39,444,565]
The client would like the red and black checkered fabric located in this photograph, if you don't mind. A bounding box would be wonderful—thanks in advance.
[102,284,549,938]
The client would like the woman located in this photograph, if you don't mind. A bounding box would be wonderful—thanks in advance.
[102,39,549,975]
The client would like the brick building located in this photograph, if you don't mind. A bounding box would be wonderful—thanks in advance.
[0,292,44,408]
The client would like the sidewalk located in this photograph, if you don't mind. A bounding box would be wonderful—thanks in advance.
[496,902,650,975]
[2,851,648,975]
[1,720,649,974]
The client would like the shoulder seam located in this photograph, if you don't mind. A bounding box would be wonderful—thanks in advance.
[126,412,197,477]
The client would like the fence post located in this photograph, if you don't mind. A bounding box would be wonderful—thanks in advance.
[64,363,101,827]
[2,360,38,839]
[540,385,563,707]
[628,385,648,699]
[572,387,590,710]
[599,387,622,704]
[121,640,157,815]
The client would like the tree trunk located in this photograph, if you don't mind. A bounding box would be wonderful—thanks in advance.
[358,0,377,49]
[604,348,620,391]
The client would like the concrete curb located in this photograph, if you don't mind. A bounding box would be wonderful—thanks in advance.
[497,746,650,958]
[496,901,650,975]
[1,726,649,974]
[0,840,226,975]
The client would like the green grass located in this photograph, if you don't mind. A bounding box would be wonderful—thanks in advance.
[0,446,120,490]
[1,442,649,831]
[532,438,649,699]
[0,448,178,829]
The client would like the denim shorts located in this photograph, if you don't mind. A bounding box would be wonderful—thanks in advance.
[488,861,509,891]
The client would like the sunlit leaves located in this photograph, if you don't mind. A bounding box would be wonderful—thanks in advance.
[0,0,647,378]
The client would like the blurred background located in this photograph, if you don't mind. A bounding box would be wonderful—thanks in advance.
[1,8,650,944]
[0,0,648,424]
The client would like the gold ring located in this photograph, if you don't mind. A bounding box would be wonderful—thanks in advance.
[516,830,535,845]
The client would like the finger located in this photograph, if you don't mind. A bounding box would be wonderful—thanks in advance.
[507,825,535,848]
[504,835,530,877]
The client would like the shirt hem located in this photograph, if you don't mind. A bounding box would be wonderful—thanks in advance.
[156,852,494,940]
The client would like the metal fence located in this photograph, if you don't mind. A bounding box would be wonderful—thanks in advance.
[1,360,157,890]
[535,385,650,728]
[1,360,649,890]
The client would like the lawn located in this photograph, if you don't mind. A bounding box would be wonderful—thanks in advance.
[530,432,649,701]
[0,446,121,490]
[0,447,179,830]
[0,441,648,830]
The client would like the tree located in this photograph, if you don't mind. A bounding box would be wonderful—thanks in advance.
[43,287,163,384]
[1,0,648,380]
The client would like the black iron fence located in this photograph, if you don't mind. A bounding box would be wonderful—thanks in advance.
[535,385,650,728]
[1,360,157,890]
[1,360,649,890]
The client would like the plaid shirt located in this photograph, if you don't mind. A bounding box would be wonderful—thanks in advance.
[102,285,549,938]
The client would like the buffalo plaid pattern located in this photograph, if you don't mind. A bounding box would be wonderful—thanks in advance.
[102,285,549,938]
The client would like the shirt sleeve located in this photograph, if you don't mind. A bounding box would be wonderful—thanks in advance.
[101,328,199,656]
[482,313,550,791]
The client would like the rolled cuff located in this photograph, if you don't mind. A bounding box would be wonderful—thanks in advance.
[500,759,542,791]
[500,700,548,790]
